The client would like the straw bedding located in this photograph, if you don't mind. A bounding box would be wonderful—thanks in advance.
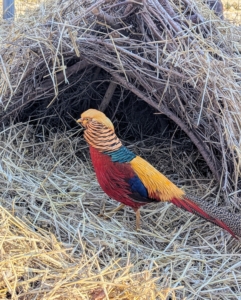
[0,0,241,299]
[0,122,240,299]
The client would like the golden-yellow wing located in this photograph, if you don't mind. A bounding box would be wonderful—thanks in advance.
[130,156,185,201]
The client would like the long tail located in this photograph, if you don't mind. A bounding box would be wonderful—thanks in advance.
[171,195,241,239]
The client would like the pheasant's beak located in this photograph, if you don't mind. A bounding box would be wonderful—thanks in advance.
[77,117,88,128]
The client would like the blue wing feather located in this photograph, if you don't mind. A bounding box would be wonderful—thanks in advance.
[129,176,148,198]
[128,175,155,203]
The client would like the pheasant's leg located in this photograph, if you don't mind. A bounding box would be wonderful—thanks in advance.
[102,203,125,219]
[133,208,141,230]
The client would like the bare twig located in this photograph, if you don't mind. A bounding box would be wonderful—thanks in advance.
[99,81,118,112]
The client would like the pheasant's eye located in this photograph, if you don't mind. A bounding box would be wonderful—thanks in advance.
[86,118,89,121]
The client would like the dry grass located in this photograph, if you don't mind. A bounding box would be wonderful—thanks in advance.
[0,205,178,300]
[0,122,241,299]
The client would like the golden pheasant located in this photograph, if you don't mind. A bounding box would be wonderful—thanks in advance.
[77,109,241,239]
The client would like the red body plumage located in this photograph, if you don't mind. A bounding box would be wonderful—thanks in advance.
[90,146,149,209]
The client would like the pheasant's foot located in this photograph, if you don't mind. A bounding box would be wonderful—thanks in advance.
[133,208,141,230]
[99,203,125,219]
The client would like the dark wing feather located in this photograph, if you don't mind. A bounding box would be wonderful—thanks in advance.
[127,175,156,203]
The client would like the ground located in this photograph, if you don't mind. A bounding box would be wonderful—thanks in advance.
[223,0,241,23]
[0,0,241,23]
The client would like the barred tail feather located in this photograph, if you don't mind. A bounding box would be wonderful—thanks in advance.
[171,196,241,239]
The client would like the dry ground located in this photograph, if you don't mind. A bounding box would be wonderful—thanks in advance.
[0,123,241,299]
[223,0,241,24]
[0,0,241,23]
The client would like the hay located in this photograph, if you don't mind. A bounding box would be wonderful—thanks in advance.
[0,122,241,299]
[0,206,178,300]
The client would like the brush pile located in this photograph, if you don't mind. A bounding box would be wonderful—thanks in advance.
[0,0,241,192]
[1,0,241,298]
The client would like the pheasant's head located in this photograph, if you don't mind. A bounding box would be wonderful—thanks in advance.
[77,109,114,131]
[77,109,122,151]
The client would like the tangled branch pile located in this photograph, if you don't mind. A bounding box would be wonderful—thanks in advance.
[1,0,241,195]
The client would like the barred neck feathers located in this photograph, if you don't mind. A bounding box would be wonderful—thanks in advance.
[84,120,122,152]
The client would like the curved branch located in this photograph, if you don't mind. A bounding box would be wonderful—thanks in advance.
[106,71,221,182]
[39,60,89,90]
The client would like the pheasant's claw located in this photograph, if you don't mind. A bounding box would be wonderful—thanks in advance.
[98,213,112,220]
[98,204,125,220]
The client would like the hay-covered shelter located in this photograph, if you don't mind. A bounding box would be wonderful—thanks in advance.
[0,0,241,299]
